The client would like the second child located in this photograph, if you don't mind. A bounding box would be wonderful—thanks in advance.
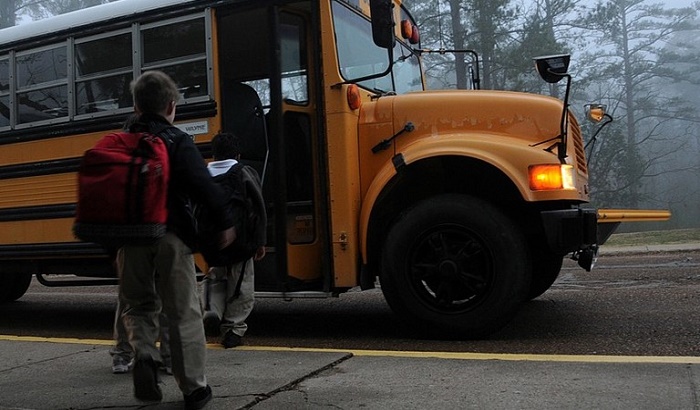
[201,132,266,348]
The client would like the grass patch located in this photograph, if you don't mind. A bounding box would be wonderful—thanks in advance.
[605,228,700,246]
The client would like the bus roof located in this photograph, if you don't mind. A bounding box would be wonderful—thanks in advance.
[0,0,202,48]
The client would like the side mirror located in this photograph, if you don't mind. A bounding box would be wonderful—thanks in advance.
[585,104,608,123]
[370,0,396,49]
[534,54,573,161]
[534,54,571,84]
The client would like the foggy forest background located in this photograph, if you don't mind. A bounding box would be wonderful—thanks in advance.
[3,0,700,231]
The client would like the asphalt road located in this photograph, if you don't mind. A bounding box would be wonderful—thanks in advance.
[1,249,698,357]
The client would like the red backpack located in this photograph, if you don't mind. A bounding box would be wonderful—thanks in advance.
[73,131,170,248]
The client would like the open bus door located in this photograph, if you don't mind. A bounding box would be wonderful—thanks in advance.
[216,3,330,296]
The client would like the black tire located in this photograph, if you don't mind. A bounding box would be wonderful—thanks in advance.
[527,252,564,300]
[0,272,32,304]
[380,194,531,339]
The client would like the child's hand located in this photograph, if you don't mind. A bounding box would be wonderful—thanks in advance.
[254,246,266,261]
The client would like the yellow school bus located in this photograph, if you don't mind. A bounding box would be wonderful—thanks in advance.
[0,0,669,338]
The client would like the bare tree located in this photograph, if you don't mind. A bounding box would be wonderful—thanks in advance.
[502,0,580,96]
[0,0,44,29]
[1,0,116,29]
[580,0,700,210]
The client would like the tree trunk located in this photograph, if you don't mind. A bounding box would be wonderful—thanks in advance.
[0,0,16,29]
[621,5,639,207]
[448,0,468,89]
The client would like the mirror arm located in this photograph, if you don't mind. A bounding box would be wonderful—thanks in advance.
[584,113,613,150]
[585,114,613,167]
[556,73,572,162]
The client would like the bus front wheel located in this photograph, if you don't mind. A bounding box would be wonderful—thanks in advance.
[380,194,531,339]
[0,272,32,304]
[527,252,564,300]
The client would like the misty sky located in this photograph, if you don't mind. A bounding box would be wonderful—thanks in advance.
[17,0,700,25]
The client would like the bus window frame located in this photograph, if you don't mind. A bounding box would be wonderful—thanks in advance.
[279,11,309,106]
[3,9,214,130]
[14,41,71,130]
[139,12,213,105]
[0,54,10,131]
[330,0,422,94]
[73,28,134,120]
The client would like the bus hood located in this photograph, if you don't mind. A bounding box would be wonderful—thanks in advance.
[357,88,588,203]
[383,89,567,146]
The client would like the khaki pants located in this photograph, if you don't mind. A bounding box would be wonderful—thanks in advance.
[110,298,170,365]
[117,232,206,395]
[203,259,255,337]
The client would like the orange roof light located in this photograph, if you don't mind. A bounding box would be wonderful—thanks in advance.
[409,24,420,44]
[400,20,420,44]
[400,20,413,40]
[347,84,361,110]
[529,164,575,191]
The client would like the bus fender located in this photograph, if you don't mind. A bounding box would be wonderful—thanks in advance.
[358,135,553,264]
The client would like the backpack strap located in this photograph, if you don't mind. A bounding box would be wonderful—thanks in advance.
[129,119,177,147]
[226,260,247,302]
[150,123,178,147]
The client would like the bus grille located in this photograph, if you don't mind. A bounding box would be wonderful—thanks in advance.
[569,113,587,175]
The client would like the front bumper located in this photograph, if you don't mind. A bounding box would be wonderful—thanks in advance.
[541,208,598,255]
[540,208,600,272]
[540,207,672,271]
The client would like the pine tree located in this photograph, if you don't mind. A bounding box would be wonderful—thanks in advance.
[579,0,700,210]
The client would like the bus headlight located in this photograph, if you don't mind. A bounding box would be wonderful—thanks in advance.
[529,164,575,191]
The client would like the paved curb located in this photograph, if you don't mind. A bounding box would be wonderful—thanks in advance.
[599,242,700,255]
[1,338,698,410]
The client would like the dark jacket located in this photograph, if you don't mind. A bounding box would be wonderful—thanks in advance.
[215,163,266,248]
[240,164,267,248]
[131,114,233,249]
[203,162,266,266]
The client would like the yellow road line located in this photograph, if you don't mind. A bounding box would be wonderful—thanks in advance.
[238,346,700,364]
[2,335,698,364]
[0,335,113,346]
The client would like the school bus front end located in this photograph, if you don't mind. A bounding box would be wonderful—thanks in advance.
[351,89,597,338]
[323,0,669,339]
[353,89,669,337]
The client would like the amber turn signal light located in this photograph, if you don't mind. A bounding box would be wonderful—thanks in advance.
[529,164,575,191]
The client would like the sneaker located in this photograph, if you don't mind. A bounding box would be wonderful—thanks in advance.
[202,311,220,337]
[132,357,163,402]
[221,330,243,349]
[184,385,213,410]
[112,355,134,374]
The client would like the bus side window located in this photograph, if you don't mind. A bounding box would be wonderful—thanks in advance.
[16,45,69,125]
[75,32,133,115]
[284,112,313,203]
[141,17,209,101]
[0,57,8,128]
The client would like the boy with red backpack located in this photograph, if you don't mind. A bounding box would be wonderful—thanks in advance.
[81,71,234,409]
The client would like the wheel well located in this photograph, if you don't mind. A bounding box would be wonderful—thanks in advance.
[365,156,527,283]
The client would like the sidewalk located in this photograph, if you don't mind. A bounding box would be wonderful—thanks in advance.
[0,337,698,409]
[599,242,700,255]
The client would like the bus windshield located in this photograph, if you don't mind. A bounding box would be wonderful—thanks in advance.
[331,1,422,94]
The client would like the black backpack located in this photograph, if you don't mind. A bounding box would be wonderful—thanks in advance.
[196,163,260,266]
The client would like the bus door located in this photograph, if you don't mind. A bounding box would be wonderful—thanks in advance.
[216,3,329,294]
